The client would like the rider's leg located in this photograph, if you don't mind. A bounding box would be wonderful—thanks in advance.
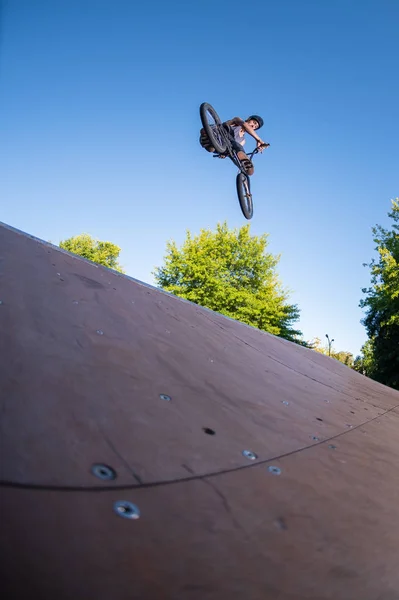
[237,150,254,176]
[229,136,255,175]
[199,128,215,153]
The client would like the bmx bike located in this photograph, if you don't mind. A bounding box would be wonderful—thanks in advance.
[200,102,265,220]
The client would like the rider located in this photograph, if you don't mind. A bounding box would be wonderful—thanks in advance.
[199,115,269,176]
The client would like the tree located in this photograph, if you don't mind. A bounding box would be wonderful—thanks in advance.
[332,351,354,368]
[353,339,376,376]
[309,338,353,367]
[59,233,125,273]
[309,337,330,355]
[359,198,399,389]
[154,222,303,342]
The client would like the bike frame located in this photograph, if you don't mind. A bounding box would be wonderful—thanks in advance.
[211,124,259,174]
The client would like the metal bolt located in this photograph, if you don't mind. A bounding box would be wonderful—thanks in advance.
[96,330,104,335]
[268,466,282,475]
[160,394,171,402]
[311,436,320,441]
[242,450,258,461]
[328,444,337,450]
[113,501,140,520]
[282,401,290,406]
[91,464,116,481]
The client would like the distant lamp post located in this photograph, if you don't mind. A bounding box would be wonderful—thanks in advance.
[325,334,334,357]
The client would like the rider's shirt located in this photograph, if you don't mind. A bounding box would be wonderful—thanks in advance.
[231,125,246,146]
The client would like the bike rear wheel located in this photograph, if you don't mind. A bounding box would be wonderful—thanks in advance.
[236,172,253,219]
[199,102,227,154]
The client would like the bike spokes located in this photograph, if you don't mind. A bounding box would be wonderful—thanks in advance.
[199,102,227,154]
[236,172,253,220]
[205,110,224,148]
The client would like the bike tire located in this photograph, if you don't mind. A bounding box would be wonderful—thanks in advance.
[236,172,253,220]
[199,102,227,154]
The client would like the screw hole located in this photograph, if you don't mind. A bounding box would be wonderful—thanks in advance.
[242,450,258,461]
[91,463,116,481]
[203,427,215,435]
[113,501,140,520]
[268,465,282,475]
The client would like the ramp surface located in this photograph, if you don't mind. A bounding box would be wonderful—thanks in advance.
[1,222,399,599]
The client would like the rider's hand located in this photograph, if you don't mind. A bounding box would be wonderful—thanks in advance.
[257,140,270,152]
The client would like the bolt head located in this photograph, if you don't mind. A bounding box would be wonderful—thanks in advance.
[91,464,116,481]
[113,501,140,520]
[268,466,282,475]
[242,450,258,461]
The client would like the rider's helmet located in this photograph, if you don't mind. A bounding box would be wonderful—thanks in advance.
[247,115,264,129]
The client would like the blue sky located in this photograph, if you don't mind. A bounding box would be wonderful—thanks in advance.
[1,0,398,356]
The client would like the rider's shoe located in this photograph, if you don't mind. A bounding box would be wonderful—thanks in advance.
[237,150,254,175]
[242,158,254,173]
[200,132,215,153]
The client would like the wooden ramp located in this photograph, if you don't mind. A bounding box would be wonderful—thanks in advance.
[1,222,399,600]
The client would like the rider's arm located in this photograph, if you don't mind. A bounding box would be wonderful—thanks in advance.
[225,117,267,146]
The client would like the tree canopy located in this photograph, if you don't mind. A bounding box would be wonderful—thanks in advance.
[59,233,125,273]
[359,198,399,389]
[154,222,303,342]
[309,337,354,367]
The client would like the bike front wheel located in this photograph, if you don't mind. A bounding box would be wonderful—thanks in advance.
[199,102,227,154]
[236,172,253,219]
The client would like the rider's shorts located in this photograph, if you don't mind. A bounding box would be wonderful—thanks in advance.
[223,124,246,154]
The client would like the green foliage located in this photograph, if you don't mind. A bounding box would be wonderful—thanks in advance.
[59,233,125,273]
[352,339,376,376]
[154,222,302,342]
[309,338,353,366]
[332,351,354,367]
[360,198,399,389]
[308,337,329,355]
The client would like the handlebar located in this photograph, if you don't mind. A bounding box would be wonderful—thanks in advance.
[248,143,270,158]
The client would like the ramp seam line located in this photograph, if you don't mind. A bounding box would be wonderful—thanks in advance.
[1,404,398,493]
